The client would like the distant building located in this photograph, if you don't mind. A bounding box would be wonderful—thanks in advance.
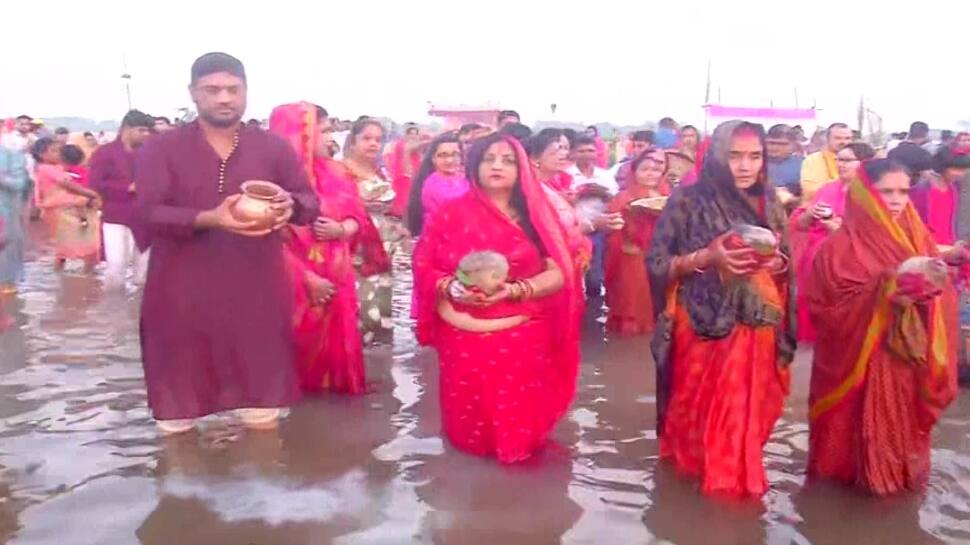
[428,104,502,130]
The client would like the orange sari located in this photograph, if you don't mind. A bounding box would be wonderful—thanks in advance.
[807,176,958,495]
[604,185,661,335]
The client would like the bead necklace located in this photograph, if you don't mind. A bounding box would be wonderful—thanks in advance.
[217,130,241,194]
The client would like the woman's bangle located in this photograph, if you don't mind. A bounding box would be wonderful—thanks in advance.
[687,249,708,273]
[437,276,454,297]
[522,279,535,299]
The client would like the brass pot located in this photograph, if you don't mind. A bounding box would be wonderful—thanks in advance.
[232,180,284,230]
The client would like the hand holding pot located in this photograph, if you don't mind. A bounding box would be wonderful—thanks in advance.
[197,194,272,237]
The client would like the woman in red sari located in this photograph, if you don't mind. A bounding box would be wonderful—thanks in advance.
[604,148,668,335]
[413,133,580,463]
[269,103,389,394]
[647,121,795,498]
[387,125,425,218]
[807,159,959,495]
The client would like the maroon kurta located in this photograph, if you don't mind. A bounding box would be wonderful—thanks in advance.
[134,122,319,420]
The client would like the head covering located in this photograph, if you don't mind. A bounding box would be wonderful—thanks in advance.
[466,135,577,321]
[650,120,794,350]
[888,142,932,173]
[808,163,956,424]
[191,52,246,84]
[646,120,796,434]
[268,102,389,277]
[469,134,580,416]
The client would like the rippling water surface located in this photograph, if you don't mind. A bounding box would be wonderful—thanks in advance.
[0,228,968,544]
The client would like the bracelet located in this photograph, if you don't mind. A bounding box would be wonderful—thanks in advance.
[437,276,454,297]
[691,249,709,273]
[511,279,534,301]
[509,281,524,301]
[522,279,536,299]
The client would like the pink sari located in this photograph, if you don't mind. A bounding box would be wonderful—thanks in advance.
[270,103,390,394]
[35,163,101,260]
[420,172,470,228]
[790,179,848,342]
[410,171,470,318]
[413,135,580,463]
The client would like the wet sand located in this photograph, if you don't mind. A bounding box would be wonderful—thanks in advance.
[0,231,968,545]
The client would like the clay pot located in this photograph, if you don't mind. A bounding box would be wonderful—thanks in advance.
[232,180,284,230]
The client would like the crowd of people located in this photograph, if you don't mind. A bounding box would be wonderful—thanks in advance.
[0,51,967,500]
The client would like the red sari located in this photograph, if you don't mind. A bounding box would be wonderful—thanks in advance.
[414,136,580,463]
[388,139,421,218]
[604,185,661,335]
[807,176,958,496]
[270,103,390,394]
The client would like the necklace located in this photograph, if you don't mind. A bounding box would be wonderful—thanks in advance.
[217,131,241,194]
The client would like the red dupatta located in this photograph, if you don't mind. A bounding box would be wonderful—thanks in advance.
[269,103,389,279]
[807,168,957,423]
[413,135,581,411]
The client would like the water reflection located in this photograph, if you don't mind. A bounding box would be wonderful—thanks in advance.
[0,227,966,544]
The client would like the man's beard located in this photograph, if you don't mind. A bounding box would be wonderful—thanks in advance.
[199,110,242,129]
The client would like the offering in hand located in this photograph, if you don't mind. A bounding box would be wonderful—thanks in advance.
[575,193,607,225]
[897,256,948,299]
[629,196,668,214]
[730,224,778,256]
[456,251,510,297]
[359,178,396,203]
[437,250,527,333]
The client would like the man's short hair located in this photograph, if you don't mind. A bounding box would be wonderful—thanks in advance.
[121,110,155,129]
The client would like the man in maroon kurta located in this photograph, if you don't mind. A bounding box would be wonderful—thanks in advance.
[88,109,154,289]
[134,52,319,432]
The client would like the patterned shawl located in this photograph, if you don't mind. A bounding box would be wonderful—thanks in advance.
[646,120,797,431]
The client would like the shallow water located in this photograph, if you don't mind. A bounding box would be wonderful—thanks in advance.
[0,228,968,545]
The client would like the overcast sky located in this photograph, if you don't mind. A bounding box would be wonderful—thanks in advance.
[2,1,966,131]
